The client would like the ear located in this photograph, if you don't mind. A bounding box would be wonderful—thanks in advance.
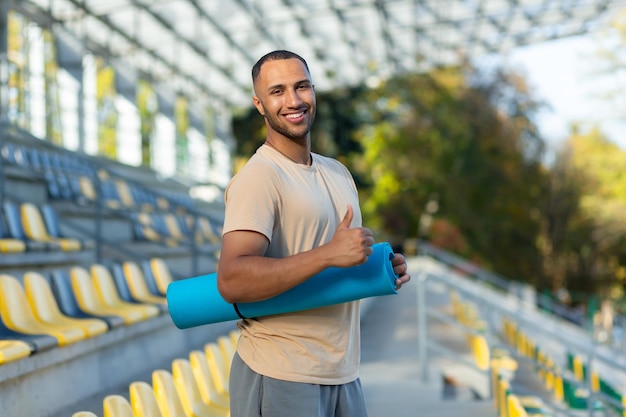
[252,96,265,117]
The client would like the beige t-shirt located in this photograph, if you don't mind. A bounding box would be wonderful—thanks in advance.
[222,144,362,384]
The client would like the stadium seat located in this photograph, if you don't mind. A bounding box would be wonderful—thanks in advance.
[0,339,32,364]
[20,202,82,251]
[203,343,230,399]
[0,274,85,346]
[115,179,150,210]
[129,380,164,417]
[77,175,122,210]
[0,211,26,253]
[3,201,56,251]
[139,262,161,297]
[71,412,99,417]
[50,270,124,329]
[152,369,187,417]
[189,350,230,408]
[23,271,108,338]
[120,261,168,308]
[131,212,178,247]
[197,217,221,245]
[40,204,95,249]
[229,330,239,349]
[216,335,236,376]
[147,258,174,295]
[70,266,149,325]
[103,394,134,417]
[0,314,58,353]
[162,214,189,244]
[90,264,160,321]
[171,358,230,417]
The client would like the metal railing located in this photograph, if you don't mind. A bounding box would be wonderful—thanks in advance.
[415,250,626,417]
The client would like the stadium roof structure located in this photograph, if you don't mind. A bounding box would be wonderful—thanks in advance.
[12,0,626,111]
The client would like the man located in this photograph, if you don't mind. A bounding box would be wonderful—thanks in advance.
[217,50,411,417]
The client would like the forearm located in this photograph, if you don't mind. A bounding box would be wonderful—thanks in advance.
[217,245,333,303]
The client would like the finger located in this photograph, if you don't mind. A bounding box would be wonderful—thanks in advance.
[337,205,353,230]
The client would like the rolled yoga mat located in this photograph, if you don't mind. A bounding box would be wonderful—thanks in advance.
[167,242,398,329]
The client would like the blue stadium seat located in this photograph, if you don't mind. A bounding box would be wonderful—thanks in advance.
[40,204,95,250]
[3,201,57,251]
[0,210,26,253]
[140,261,162,296]
[111,263,135,303]
[50,269,124,329]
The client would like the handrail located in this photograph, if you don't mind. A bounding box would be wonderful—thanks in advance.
[416,240,597,328]
[415,255,626,417]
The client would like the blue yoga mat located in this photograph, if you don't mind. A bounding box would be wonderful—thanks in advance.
[167,242,398,329]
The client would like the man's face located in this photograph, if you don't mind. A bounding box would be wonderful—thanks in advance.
[252,58,316,141]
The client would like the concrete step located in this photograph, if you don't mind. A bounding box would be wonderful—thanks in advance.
[361,358,495,417]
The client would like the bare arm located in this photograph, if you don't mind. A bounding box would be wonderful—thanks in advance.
[217,205,375,303]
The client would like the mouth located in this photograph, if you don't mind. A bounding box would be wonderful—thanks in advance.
[284,110,306,122]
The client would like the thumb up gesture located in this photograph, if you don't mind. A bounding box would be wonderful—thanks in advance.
[325,205,375,268]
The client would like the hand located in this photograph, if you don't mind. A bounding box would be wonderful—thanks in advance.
[391,253,411,290]
[325,205,374,268]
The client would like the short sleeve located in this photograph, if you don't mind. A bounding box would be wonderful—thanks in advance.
[222,161,281,241]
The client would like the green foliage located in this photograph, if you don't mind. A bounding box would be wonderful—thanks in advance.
[349,65,547,281]
[546,128,626,299]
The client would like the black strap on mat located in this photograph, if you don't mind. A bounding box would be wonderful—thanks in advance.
[233,303,246,319]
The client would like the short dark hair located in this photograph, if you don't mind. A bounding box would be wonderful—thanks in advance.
[251,50,310,84]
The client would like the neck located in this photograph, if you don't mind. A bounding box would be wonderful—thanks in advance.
[264,138,311,165]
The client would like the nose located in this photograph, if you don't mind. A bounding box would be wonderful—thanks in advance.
[284,88,303,108]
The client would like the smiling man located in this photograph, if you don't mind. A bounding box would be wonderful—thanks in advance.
[216,50,411,417]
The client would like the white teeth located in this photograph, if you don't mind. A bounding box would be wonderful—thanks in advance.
[286,112,304,119]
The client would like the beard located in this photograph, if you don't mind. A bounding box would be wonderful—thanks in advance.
[263,106,316,140]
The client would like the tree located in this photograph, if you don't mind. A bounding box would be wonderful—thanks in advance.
[546,128,626,300]
[349,65,548,282]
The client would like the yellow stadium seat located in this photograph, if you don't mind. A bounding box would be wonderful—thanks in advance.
[129,380,163,417]
[20,202,82,251]
[152,369,187,417]
[149,258,174,295]
[0,274,85,346]
[134,213,178,247]
[103,394,134,417]
[162,214,188,244]
[115,180,137,209]
[23,272,108,338]
[121,262,168,307]
[469,335,491,371]
[90,264,160,321]
[204,343,230,398]
[217,335,236,376]
[229,330,240,349]
[70,266,145,325]
[197,217,221,245]
[0,340,32,364]
[172,358,230,417]
[189,350,230,409]
[78,176,122,210]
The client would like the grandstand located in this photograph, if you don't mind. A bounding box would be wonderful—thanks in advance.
[1,1,626,417]
[2,134,626,416]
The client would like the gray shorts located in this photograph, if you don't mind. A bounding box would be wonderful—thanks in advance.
[230,353,368,417]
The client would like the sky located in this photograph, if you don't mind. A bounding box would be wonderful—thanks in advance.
[505,33,626,158]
